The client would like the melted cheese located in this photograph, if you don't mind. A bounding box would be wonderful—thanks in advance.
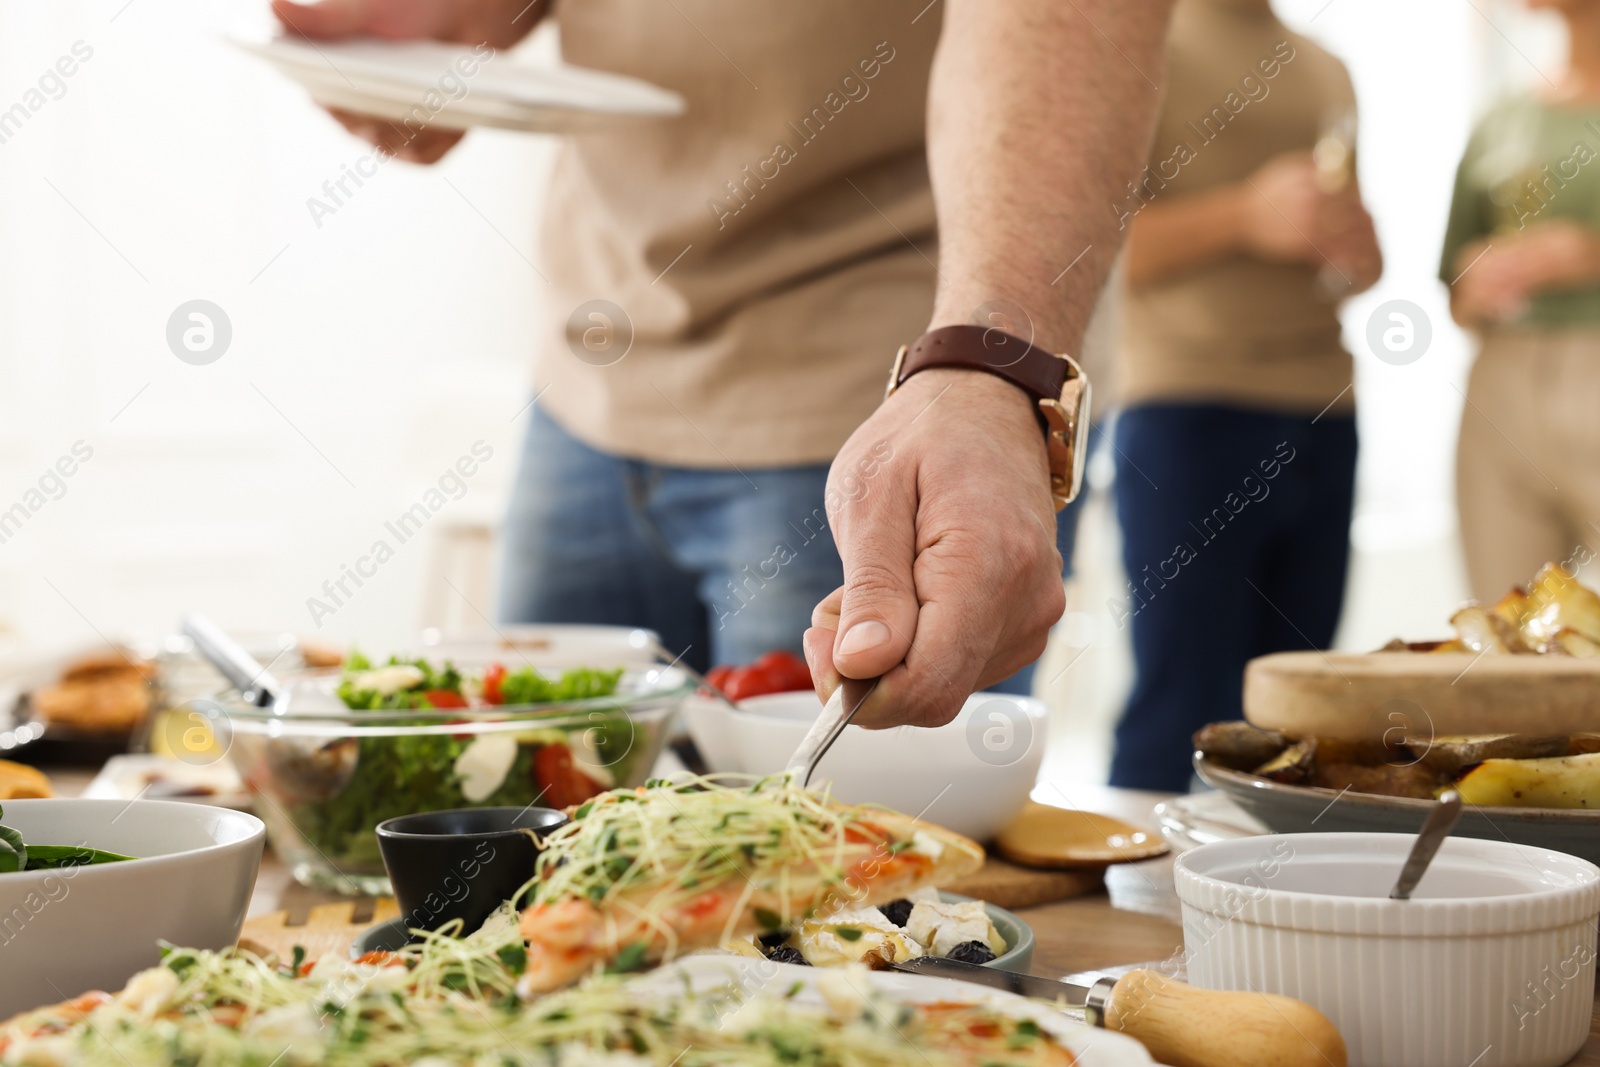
[905,900,1006,957]
[795,905,924,967]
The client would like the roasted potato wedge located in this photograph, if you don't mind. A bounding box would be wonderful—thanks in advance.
[1543,627,1600,658]
[1449,604,1529,653]
[1254,739,1316,785]
[1312,761,1444,800]
[1491,587,1531,628]
[1412,734,1571,776]
[1454,751,1600,809]
[1520,563,1600,646]
[1569,734,1600,755]
[1192,721,1289,771]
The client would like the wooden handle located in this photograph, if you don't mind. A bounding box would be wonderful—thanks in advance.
[1103,969,1347,1067]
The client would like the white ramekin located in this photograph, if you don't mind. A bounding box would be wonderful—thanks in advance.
[1174,833,1600,1067]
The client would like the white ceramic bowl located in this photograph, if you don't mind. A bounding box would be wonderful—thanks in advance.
[0,798,265,1019]
[1174,833,1600,1067]
[681,690,1046,842]
[408,624,664,670]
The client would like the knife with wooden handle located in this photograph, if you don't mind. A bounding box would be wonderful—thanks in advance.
[891,956,1347,1067]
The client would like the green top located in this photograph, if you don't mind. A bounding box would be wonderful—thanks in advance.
[1440,94,1600,326]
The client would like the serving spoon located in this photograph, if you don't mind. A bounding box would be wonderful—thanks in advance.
[784,675,878,787]
[1389,788,1464,900]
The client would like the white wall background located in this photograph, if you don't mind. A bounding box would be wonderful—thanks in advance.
[0,0,559,661]
[0,0,1566,781]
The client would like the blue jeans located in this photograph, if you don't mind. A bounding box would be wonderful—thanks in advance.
[1108,404,1357,792]
[499,412,1078,690]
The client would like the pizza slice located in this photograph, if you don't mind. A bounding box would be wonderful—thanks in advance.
[2,941,1089,1067]
[516,775,984,994]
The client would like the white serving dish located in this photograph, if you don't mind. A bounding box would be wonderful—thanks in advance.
[408,624,664,670]
[682,690,1046,842]
[633,955,1152,1066]
[0,799,265,1019]
[1174,833,1600,1067]
[82,754,250,809]
[1152,790,1268,852]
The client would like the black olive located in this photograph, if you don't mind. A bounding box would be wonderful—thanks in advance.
[765,945,811,966]
[944,940,996,965]
[757,930,792,949]
[879,899,914,928]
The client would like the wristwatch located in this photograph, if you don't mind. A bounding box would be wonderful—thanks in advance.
[884,324,1091,510]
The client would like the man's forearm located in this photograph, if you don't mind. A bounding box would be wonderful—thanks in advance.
[927,0,1174,354]
[1124,184,1250,288]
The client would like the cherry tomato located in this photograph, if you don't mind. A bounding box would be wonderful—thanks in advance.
[755,650,812,691]
[482,663,506,705]
[722,664,783,701]
[423,689,468,709]
[703,664,733,695]
[534,742,604,809]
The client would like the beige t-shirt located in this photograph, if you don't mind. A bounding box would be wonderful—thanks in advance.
[1116,0,1356,415]
[537,1,942,467]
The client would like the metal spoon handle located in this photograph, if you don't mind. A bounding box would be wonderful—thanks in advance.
[785,676,878,787]
[1390,789,1464,900]
[181,613,278,709]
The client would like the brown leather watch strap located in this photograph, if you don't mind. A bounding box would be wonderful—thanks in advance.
[885,324,1092,510]
[887,325,1070,409]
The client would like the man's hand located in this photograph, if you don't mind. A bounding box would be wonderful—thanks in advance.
[804,370,1065,729]
[1451,219,1600,326]
[1243,152,1381,291]
[272,0,547,163]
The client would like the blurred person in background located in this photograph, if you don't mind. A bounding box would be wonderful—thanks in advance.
[1106,0,1381,791]
[1442,0,1600,601]
[272,0,1172,727]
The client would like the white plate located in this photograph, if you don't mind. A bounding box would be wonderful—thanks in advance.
[82,753,250,810]
[1152,790,1268,851]
[274,64,621,134]
[633,956,1153,1067]
[232,35,684,133]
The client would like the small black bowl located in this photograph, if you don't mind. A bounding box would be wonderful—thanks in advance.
[376,806,567,938]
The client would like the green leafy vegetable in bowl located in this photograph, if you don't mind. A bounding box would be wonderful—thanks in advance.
[224,653,681,893]
[0,803,133,874]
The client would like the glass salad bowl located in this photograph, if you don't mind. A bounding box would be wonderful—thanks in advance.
[217,664,693,895]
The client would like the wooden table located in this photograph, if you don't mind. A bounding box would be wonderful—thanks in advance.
[43,772,1600,1064]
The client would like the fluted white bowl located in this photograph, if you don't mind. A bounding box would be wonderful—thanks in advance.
[1174,833,1600,1067]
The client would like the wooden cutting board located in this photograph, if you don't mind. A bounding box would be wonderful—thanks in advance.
[945,856,1106,909]
[242,899,400,962]
[1245,650,1600,741]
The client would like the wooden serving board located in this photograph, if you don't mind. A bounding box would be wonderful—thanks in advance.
[945,856,1106,909]
[1245,650,1600,741]
[241,899,400,962]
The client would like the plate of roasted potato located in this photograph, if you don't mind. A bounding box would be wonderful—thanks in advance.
[1193,721,1600,865]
